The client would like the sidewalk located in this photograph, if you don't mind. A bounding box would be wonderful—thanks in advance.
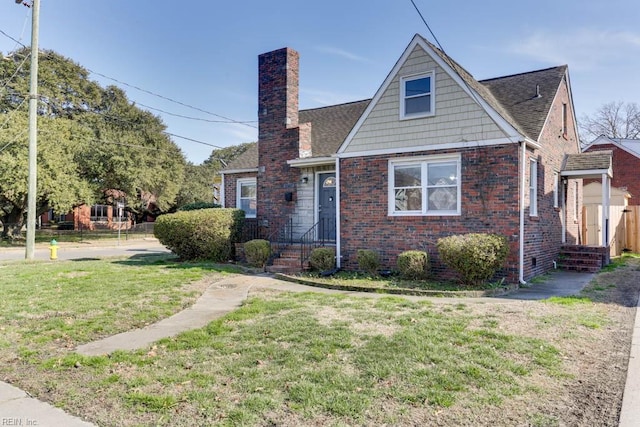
[1,269,638,426]
[0,381,95,426]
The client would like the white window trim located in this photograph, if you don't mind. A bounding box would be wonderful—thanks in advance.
[388,154,461,217]
[399,71,435,120]
[553,172,559,209]
[529,159,538,217]
[236,178,256,218]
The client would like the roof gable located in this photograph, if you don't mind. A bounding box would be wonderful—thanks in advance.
[583,135,640,160]
[338,34,528,155]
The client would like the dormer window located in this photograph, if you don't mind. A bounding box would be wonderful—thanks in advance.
[400,71,435,119]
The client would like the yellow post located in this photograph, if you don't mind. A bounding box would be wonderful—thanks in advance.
[49,239,58,260]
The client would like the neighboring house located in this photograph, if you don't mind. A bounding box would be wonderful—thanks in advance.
[40,203,131,231]
[582,135,640,253]
[222,34,611,282]
[583,135,640,204]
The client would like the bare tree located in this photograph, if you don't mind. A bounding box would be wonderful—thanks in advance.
[580,101,640,143]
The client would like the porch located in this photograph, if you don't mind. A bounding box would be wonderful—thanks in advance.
[237,216,336,274]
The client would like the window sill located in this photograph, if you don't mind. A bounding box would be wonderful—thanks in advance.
[399,112,435,121]
[529,215,540,222]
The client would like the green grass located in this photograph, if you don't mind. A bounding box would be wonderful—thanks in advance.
[298,270,498,292]
[0,254,241,357]
[0,255,622,425]
[19,292,564,425]
[601,252,640,272]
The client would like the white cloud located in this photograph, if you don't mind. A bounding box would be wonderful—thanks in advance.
[510,28,640,70]
[315,45,370,63]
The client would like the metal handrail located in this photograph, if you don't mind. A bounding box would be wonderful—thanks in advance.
[299,218,336,269]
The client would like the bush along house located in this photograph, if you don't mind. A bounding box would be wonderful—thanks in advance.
[221,34,612,282]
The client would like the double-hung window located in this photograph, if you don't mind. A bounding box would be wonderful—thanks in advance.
[236,178,256,218]
[529,159,538,217]
[389,155,460,216]
[400,71,435,119]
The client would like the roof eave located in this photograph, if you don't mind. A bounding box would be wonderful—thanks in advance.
[287,157,336,168]
[220,168,259,175]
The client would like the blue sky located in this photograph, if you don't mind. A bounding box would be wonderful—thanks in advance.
[2,0,639,164]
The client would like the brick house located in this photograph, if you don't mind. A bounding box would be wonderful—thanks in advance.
[222,34,611,282]
[582,135,640,204]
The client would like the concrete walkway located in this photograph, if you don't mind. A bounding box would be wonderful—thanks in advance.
[2,269,638,426]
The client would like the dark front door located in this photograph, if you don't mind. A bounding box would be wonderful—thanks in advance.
[318,173,336,241]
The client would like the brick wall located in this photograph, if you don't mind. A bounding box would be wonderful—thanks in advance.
[585,143,640,205]
[339,144,521,283]
[522,76,582,279]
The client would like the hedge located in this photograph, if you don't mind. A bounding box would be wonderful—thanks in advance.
[436,233,509,287]
[244,239,271,268]
[154,208,244,261]
[397,250,429,279]
[309,247,336,271]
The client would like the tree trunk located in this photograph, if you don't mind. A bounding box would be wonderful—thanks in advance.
[1,208,26,240]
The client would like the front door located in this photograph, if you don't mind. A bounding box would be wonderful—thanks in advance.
[318,172,336,241]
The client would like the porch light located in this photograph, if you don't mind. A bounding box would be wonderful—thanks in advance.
[301,176,309,184]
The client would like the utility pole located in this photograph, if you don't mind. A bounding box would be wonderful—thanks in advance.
[24,0,40,260]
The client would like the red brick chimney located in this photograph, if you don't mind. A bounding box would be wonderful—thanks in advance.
[256,47,302,228]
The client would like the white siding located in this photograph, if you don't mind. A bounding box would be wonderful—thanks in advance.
[343,45,504,154]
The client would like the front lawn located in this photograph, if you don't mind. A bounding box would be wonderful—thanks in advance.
[0,254,637,426]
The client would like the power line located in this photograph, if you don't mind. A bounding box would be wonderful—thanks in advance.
[134,101,257,124]
[0,28,27,48]
[165,132,225,149]
[87,69,258,129]
[409,0,445,56]
[1,32,257,138]
[0,50,31,90]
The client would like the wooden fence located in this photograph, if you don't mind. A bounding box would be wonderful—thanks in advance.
[583,205,640,255]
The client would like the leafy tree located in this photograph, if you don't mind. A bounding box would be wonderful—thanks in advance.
[0,48,186,238]
[580,101,640,143]
[174,142,254,208]
[0,112,94,239]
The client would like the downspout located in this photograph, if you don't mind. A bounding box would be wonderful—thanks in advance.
[335,157,341,268]
[220,173,225,207]
[519,141,527,285]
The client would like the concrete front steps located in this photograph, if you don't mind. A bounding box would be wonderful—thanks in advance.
[557,245,610,273]
[266,245,309,274]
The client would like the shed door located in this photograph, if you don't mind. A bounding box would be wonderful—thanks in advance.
[318,173,336,241]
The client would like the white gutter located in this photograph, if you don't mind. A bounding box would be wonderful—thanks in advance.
[335,157,341,268]
[519,141,527,285]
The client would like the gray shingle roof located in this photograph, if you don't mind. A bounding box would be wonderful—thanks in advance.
[223,142,258,171]
[420,36,567,141]
[223,100,370,171]
[480,66,568,141]
[562,150,612,172]
[224,38,569,173]
[300,99,370,157]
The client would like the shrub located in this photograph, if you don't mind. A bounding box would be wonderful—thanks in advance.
[436,233,509,287]
[178,202,221,211]
[397,250,429,279]
[357,249,380,276]
[244,239,271,268]
[154,208,244,261]
[309,247,336,271]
